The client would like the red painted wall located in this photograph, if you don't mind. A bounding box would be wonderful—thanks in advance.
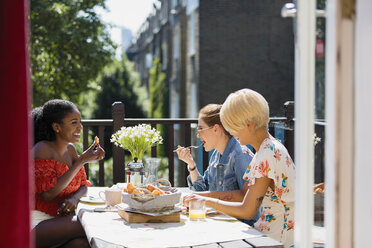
[0,0,33,247]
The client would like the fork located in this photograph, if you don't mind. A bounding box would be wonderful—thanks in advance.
[173,144,202,152]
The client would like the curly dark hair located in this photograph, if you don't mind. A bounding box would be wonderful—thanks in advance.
[32,99,78,144]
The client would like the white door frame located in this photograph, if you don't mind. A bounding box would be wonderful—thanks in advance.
[354,0,372,246]
[294,0,316,247]
[325,0,356,247]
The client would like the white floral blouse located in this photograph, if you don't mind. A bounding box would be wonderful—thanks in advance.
[243,137,295,248]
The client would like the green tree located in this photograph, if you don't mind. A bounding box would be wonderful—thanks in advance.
[30,0,115,107]
[94,55,147,119]
[92,55,148,158]
[149,58,168,118]
[148,58,169,157]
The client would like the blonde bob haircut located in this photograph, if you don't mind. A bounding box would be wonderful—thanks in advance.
[220,88,270,133]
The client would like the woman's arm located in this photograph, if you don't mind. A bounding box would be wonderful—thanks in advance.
[69,184,88,201]
[40,143,104,202]
[58,185,88,214]
[176,146,200,183]
[186,177,271,220]
[188,161,200,183]
[40,155,89,201]
[313,182,324,193]
[191,182,248,202]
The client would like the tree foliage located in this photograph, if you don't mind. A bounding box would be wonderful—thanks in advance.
[148,58,169,157]
[149,58,168,118]
[92,55,148,159]
[93,55,147,119]
[30,0,115,106]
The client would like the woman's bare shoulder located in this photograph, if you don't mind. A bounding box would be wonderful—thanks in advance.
[67,143,79,159]
[33,141,54,159]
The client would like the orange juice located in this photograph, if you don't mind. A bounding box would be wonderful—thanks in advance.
[189,209,206,220]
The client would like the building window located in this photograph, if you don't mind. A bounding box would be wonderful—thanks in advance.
[188,12,196,56]
[172,0,179,9]
[173,31,180,59]
[160,0,168,24]
[145,53,153,69]
[186,0,199,15]
[189,83,198,118]
[162,42,167,70]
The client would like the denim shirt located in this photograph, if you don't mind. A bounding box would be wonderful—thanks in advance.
[187,137,261,225]
[187,137,251,191]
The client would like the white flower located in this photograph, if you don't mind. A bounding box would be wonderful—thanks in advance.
[111,124,163,160]
[314,133,321,146]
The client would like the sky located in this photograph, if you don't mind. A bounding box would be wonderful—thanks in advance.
[95,0,158,51]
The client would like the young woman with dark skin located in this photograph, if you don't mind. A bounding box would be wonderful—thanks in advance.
[32,99,105,248]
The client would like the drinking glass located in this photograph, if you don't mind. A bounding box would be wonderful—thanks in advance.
[189,199,206,221]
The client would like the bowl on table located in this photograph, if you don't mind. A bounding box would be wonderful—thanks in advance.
[121,179,182,212]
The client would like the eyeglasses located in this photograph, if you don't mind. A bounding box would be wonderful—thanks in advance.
[196,126,213,133]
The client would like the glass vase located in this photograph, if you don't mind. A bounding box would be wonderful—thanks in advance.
[144,157,161,185]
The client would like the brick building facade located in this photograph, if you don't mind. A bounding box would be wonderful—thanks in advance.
[127,0,294,117]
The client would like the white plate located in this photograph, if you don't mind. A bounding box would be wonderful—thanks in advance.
[80,196,105,204]
[206,207,217,214]
[208,214,237,221]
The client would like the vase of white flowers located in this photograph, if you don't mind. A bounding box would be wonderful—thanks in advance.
[111,124,163,185]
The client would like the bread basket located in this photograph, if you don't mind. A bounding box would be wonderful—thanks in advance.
[122,179,181,212]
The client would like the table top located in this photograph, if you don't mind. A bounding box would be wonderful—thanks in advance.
[77,186,283,248]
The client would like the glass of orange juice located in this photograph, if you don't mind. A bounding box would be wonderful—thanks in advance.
[189,199,206,221]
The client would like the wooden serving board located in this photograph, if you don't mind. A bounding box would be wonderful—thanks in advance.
[118,210,180,223]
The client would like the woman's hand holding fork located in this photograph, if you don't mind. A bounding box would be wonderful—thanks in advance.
[175,145,196,170]
[173,144,201,152]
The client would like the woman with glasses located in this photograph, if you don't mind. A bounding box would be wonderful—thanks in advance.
[176,104,260,226]
[184,89,295,247]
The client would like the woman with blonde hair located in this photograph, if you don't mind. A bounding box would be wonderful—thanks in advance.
[184,89,295,247]
[176,103,260,226]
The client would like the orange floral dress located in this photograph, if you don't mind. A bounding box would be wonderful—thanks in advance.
[243,138,295,248]
[34,159,91,216]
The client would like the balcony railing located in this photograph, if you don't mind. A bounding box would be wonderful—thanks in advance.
[81,101,325,187]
